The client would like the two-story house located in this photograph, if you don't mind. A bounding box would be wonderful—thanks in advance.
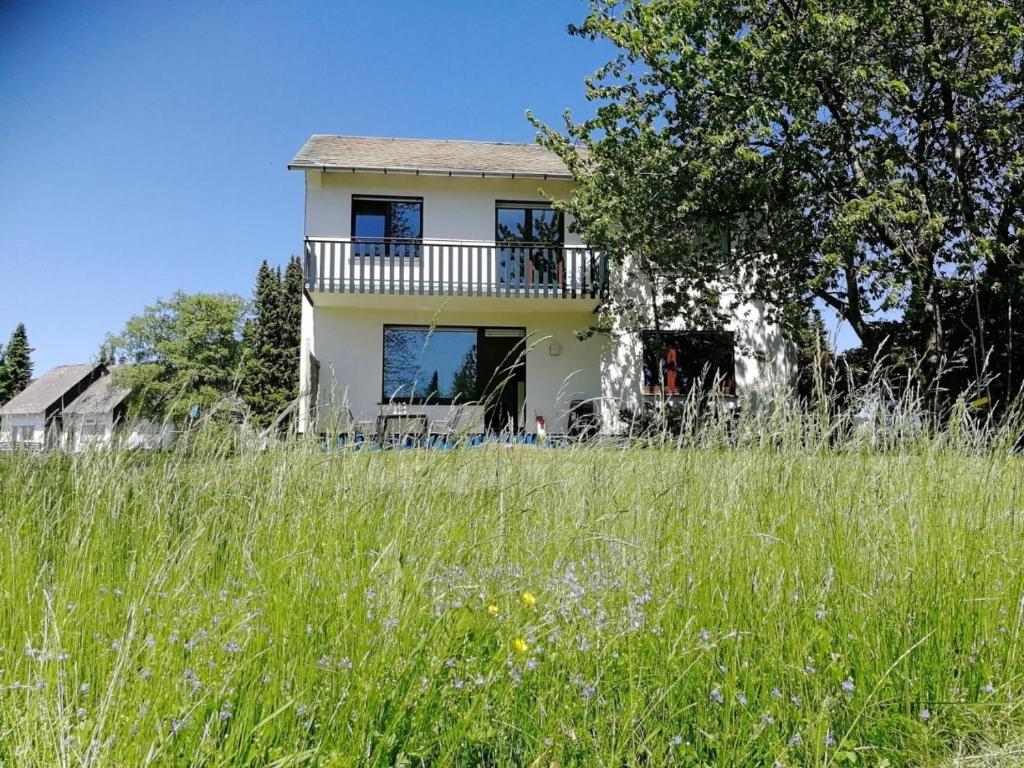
[290,135,794,438]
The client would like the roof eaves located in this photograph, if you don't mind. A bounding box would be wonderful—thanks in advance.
[286,162,572,180]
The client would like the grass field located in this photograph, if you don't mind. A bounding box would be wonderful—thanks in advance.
[3,436,1024,766]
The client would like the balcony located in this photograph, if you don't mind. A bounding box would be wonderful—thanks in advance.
[303,237,606,302]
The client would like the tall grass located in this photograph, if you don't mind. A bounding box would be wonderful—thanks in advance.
[2,423,1024,765]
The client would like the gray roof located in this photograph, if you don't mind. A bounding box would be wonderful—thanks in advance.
[0,363,100,415]
[63,369,131,416]
[289,135,573,179]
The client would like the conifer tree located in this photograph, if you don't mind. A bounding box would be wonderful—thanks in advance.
[281,255,304,401]
[241,261,284,426]
[0,324,33,404]
[241,256,306,428]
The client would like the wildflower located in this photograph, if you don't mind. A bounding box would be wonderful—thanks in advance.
[513,637,529,654]
[824,731,836,748]
[521,591,536,607]
[982,682,996,695]
[79,683,90,694]
[789,732,803,747]
[736,693,748,706]
[223,640,241,654]
[76,707,87,719]
[841,678,855,694]
[670,734,683,746]
[760,712,774,725]
[580,683,597,701]
[219,709,232,720]
[770,687,783,699]
[710,687,724,705]
[790,694,803,707]
[525,657,539,671]
[487,604,499,616]
[919,708,931,722]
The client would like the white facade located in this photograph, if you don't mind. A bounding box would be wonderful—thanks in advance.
[0,413,47,450]
[295,142,795,437]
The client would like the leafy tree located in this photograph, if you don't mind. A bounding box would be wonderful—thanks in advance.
[105,292,247,420]
[240,257,303,427]
[0,324,34,404]
[532,0,1024,403]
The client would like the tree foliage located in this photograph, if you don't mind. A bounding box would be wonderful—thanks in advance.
[240,256,302,427]
[0,324,34,405]
[105,292,247,420]
[532,0,1024,401]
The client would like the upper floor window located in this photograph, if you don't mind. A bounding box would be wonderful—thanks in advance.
[496,202,563,288]
[352,196,422,257]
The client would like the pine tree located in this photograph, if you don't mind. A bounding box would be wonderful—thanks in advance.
[0,340,6,405]
[0,324,33,404]
[281,255,303,403]
[241,261,284,427]
[240,256,306,429]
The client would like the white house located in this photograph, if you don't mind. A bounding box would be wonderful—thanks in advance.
[59,368,132,452]
[0,363,105,450]
[290,135,795,438]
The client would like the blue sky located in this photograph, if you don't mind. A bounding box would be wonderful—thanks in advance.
[0,0,619,372]
[1,0,854,374]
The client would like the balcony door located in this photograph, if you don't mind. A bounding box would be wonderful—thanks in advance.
[496,202,563,289]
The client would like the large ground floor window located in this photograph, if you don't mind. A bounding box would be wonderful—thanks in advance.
[641,330,736,396]
[383,326,478,403]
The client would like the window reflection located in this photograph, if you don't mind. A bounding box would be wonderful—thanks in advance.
[496,203,563,288]
[353,197,422,258]
[383,326,478,403]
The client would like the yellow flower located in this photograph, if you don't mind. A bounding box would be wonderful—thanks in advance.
[521,591,536,607]
[513,637,529,654]
[487,604,499,616]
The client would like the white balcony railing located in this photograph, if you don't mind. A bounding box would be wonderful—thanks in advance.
[303,237,607,300]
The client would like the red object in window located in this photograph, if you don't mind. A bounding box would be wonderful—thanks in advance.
[665,345,680,394]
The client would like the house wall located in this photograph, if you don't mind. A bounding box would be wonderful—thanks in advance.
[304,171,581,245]
[63,413,116,452]
[299,168,796,436]
[598,273,798,430]
[308,304,603,434]
[62,415,175,452]
[0,413,46,448]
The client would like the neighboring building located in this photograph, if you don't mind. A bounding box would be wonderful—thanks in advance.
[61,370,175,452]
[61,368,129,451]
[0,363,105,450]
[289,134,796,437]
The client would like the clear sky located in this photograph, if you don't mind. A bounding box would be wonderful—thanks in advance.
[0,0,620,373]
